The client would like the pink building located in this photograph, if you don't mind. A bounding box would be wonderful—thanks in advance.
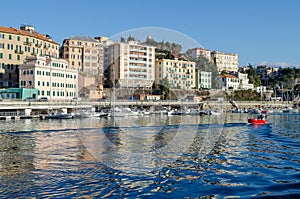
[19,56,78,100]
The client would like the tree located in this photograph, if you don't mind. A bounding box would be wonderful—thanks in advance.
[159,77,170,100]
[245,63,261,87]
[120,37,126,43]
[142,37,182,54]
[189,53,219,89]
[127,35,135,42]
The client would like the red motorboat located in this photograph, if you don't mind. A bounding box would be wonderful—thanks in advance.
[248,114,268,125]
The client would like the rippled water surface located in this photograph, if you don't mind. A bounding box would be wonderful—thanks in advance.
[0,113,299,198]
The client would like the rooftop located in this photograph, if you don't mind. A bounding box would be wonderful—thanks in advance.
[0,25,58,45]
[69,36,98,42]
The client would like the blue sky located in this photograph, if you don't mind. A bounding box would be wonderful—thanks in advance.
[1,0,299,67]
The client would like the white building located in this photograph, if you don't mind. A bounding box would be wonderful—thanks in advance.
[155,58,196,90]
[238,72,254,90]
[108,41,156,88]
[218,74,240,90]
[198,71,212,89]
[211,51,239,73]
[19,56,78,100]
[186,48,211,62]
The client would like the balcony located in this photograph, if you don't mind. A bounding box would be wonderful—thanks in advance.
[23,42,32,46]
[15,50,24,54]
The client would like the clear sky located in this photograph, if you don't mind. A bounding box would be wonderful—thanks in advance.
[1,0,299,67]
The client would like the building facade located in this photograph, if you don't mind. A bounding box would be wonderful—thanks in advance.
[108,41,156,88]
[186,48,211,62]
[238,72,254,90]
[0,25,59,88]
[211,51,238,73]
[155,58,196,90]
[60,36,104,84]
[19,56,78,100]
[198,71,212,89]
[218,74,240,90]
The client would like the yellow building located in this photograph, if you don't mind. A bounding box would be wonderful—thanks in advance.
[155,58,196,90]
[0,25,59,88]
[211,51,238,73]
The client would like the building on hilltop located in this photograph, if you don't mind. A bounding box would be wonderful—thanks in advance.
[256,65,278,86]
[186,47,211,62]
[211,51,238,73]
[238,72,254,90]
[108,40,156,89]
[60,36,104,86]
[19,56,78,100]
[0,24,59,88]
[155,58,196,90]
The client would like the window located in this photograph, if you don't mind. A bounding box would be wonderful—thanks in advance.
[17,36,20,41]
[9,54,12,60]
[0,53,2,59]
[17,55,20,60]
[9,35,12,40]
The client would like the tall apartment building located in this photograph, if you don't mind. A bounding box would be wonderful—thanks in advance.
[108,41,156,88]
[186,47,211,62]
[198,71,212,89]
[0,25,59,88]
[19,56,78,100]
[155,58,196,90]
[60,36,104,84]
[211,51,238,73]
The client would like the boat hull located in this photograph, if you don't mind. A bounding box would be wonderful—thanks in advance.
[248,118,267,124]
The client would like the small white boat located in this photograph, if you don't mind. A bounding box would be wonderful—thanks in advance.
[45,109,73,119]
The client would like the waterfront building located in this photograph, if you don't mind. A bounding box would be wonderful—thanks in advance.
[19,56,78,100]
[60,36,104,85]
[108,40,156,89]
[218,74,240,90]
[238,72,254,90]
[155,58,196,90]
[0,24,59,88]
[197,71,212,89]
[211,51,238,73]
[186,48,211,62]
[0,88,38,100]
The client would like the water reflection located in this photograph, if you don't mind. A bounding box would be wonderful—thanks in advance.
[0,114,298,198]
